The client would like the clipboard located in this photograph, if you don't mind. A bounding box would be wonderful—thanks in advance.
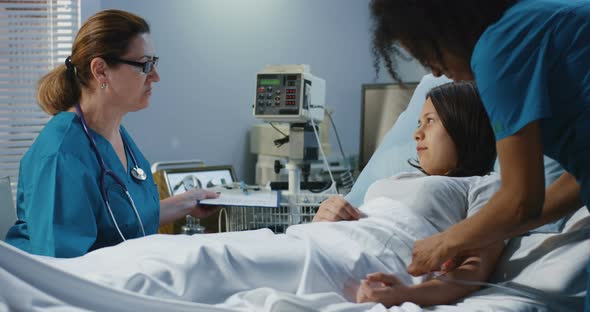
[199,188,281,208]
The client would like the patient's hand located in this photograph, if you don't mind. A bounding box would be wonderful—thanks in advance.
[312,195,361,222]
[356,272,409,307]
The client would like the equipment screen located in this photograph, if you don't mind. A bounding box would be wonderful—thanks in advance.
[259,79,280,85]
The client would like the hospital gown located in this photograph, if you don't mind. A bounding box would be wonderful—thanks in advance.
[5,112,160,258]
[44,172,500,305]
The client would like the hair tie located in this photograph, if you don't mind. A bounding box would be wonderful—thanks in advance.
[64,56,77,81]
[65,56,74,71]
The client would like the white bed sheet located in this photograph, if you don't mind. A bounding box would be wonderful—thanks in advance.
[1,201,588,312]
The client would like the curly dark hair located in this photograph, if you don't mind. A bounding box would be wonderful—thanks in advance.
[409,81,497,177]
[370,0,516,82]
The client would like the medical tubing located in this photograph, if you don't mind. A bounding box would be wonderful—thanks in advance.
[310,116,337,194]
[325,110,347,161]
[269,122,288,137]
[434,274,557,303]
[326,111,354,177]
[269,122,290,147]
[325,110,356,192]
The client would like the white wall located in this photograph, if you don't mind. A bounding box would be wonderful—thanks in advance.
[84,0,427,182]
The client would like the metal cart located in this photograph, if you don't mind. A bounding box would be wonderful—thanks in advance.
[220,192,332,233]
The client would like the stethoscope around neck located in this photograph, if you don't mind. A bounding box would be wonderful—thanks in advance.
[74,103,146,242]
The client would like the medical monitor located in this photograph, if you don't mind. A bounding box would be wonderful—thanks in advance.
[253,64,326,123]
[359,83,417,170]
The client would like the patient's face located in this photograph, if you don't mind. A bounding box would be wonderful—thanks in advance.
[414,98,458,175]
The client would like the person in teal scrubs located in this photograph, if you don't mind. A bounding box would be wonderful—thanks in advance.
[5,10,219,258]
[369,0,590,309]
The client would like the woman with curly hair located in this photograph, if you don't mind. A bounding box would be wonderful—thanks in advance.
[369,1,590,310]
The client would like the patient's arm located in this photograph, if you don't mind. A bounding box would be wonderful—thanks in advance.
[357,241,504,307]
[312,195,361,222]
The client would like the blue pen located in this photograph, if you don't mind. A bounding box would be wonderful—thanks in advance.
[240,181,249,195]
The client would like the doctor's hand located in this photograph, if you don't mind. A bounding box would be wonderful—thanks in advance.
[356,272,410,307]
[312,195,361,222]
[181,189,221,218]
[407,231,459,276]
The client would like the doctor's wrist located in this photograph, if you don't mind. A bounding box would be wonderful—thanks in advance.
[169,192,197,216]
[441,227,464,258]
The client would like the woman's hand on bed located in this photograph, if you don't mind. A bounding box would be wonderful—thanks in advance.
[356,272,409,307]
[312,195,361,222]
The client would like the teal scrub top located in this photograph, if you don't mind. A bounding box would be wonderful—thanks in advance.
[471,0,590,207]
[5,112,160,258]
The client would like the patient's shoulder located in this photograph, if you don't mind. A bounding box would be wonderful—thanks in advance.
[468,172,501,192]
[464,173,501,216]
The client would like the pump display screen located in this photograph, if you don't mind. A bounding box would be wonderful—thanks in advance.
[259,79,280,85]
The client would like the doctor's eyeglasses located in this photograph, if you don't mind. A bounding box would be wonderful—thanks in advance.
[106,56,159,74]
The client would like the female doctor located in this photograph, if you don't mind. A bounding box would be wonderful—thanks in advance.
[369,0,590,309]
[5,10,218,258]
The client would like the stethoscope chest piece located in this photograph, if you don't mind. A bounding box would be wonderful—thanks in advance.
[131,167,147,181]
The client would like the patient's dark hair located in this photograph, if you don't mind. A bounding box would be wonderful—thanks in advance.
[370,0,516,82]
[409,82,496,177]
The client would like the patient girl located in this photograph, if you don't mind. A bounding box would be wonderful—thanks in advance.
[315,81,504,307]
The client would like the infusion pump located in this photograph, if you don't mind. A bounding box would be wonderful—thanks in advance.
[253,64,325,123]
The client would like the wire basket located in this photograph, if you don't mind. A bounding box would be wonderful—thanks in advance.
[221,192,331,233]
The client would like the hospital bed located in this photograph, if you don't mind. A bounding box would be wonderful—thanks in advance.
[0,204,587,311]
[0,75,587,312]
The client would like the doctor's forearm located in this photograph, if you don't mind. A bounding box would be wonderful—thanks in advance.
[448,172,583,252]
[159,197,192,226]
[446,123,548,252]
[443,122,551,251]
[404,241,504,306]
[509,172,582,237]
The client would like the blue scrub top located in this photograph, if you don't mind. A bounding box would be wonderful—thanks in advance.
[5,112,160,258]
[471,0,590,207]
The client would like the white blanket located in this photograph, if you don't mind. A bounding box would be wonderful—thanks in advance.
[0,197,436,311]
[1,198,588,312]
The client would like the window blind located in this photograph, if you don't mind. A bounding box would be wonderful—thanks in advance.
[0,0,80,201]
